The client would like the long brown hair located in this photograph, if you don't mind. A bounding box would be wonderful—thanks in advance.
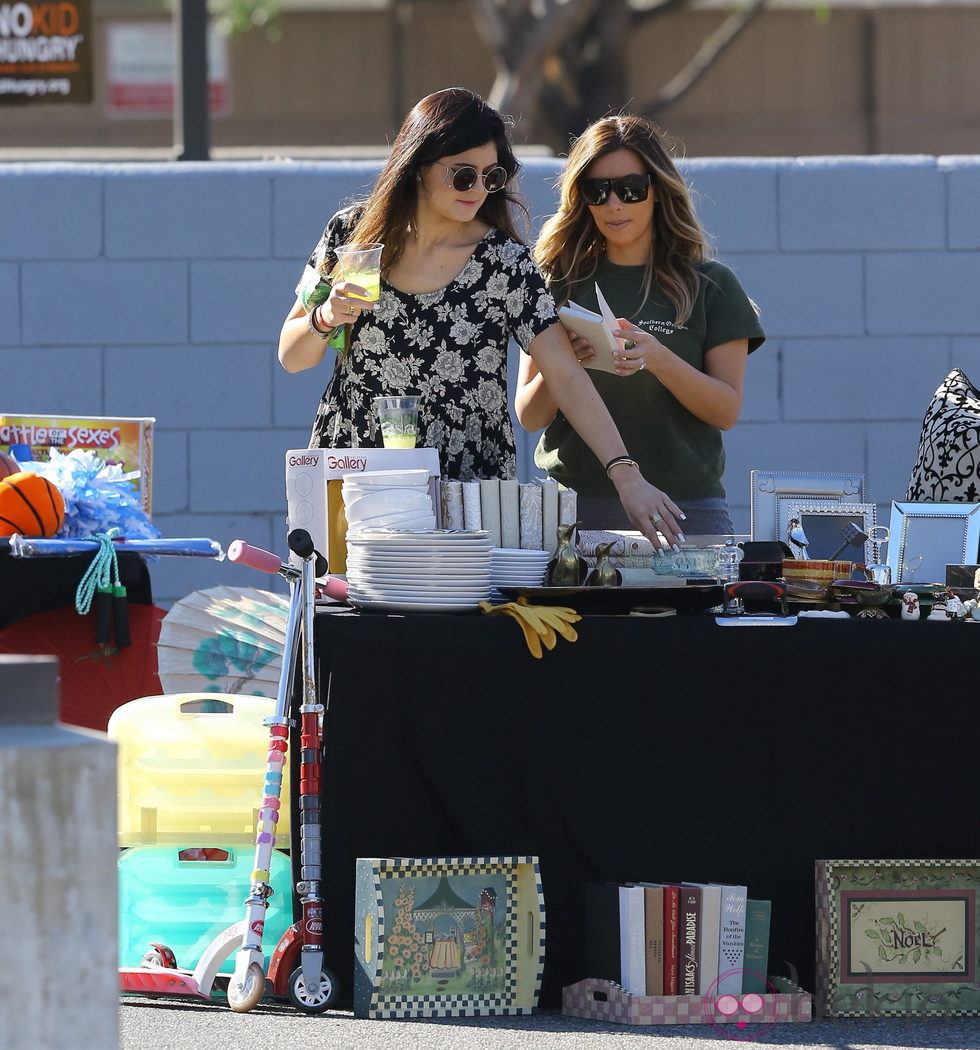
[330,87,528,282]
[535,115,711,325]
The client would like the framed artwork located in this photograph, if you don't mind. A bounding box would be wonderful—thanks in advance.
[816,859,980,1017]
[778,500,878,564]
[749,470,865,542]
[353,855,545,1019]
[886,501,980,585]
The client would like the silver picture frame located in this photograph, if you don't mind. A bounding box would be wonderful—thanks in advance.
[749,470,865,542]
[779,500,878,564]
[887,501,980,585]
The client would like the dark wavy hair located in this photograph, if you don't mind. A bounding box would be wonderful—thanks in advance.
[335,87,527,280]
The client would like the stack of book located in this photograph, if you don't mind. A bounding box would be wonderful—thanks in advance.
[440,477,577,555]
[585,880,772,998]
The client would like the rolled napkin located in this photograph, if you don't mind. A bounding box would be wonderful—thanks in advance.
[440,479,464,529]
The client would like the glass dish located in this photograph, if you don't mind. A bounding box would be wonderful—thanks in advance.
[651,545,722,579]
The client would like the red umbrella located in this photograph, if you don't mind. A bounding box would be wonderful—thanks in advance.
[0,603,166,730]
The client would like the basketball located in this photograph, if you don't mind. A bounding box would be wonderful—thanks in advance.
[0,450,19,480]
[0,471,65,537]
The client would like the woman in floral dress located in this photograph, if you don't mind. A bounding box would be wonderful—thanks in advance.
[277,87,682,550]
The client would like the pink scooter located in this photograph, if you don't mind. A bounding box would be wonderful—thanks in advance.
[118,529,346,1013]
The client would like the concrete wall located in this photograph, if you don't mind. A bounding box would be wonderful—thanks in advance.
[3,155,979,604]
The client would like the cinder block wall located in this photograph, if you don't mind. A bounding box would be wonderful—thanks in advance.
[3,155,979,604]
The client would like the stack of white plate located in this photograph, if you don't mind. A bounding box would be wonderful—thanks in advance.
[490,547,553,596]
[346,529,493,613]
[342,469,436,534]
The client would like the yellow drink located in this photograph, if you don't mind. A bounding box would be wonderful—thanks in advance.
[382,434,417,449]
[342,268,381,302]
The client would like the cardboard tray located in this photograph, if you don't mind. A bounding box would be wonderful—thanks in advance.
[562,976,813,1026]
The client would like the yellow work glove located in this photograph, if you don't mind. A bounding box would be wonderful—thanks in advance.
[479,599,581,658]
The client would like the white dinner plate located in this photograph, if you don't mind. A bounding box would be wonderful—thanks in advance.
[349,577,491,594]
[347,596,482,614]
[344,488,433,518]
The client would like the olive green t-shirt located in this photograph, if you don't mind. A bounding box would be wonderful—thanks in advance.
[534,258,765,499]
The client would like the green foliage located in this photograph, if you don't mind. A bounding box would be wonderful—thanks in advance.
[214,0,282,41]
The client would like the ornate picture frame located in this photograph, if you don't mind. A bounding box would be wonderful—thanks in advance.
[886,501,980,585]
[816,859,980,1018]
[749,470,865,542]
[778,500,878,564]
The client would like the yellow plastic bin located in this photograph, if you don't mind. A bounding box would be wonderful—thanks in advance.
[108,693,291,848]
[118,844,293,971]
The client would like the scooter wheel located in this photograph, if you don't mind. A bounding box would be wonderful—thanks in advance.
[287,965,339,1014]
[227,961,266,1013]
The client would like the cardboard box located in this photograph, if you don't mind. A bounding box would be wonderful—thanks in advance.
[0,413,154,513]
[354,855,545,1019]
[284,447,441,575]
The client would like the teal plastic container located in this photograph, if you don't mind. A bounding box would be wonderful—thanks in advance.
[118,844,293,971]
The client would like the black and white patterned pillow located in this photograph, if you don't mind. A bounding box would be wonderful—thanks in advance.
[906,368,980,502]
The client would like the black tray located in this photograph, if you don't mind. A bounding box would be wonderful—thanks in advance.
[495,584,725,615]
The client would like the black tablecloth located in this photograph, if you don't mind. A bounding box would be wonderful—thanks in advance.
[309,607,979,1009]
[0,549,153,630]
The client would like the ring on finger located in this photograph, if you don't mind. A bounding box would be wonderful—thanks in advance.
[637,359,645,370]
[651,511,663,524]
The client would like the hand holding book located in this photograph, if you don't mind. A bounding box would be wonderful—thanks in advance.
[558,284,649,377]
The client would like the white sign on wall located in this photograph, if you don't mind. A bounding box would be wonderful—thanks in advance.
[105,20,229,118]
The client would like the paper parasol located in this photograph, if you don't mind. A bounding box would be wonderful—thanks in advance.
[156,585,289,698]
[0,603,166,730]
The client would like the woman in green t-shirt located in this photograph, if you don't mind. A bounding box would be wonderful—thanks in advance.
[516,115,765,538]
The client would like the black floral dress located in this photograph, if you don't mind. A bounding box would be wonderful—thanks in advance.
[294,210,559,481]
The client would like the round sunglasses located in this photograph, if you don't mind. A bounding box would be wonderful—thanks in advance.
[579,172,653,206]
[435,162,509,194]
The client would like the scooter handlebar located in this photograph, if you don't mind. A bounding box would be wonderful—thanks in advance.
[227,539,283,575]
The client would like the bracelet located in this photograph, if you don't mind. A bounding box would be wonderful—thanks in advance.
[604,455,640,478]
[308,304,336,339]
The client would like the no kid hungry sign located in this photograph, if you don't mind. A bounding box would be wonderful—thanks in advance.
[0,0,91,104]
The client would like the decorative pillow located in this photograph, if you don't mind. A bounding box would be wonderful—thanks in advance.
[906,368,980,502]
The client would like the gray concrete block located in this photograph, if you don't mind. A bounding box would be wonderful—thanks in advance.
[727,420,868,479]
[0,167,103,259]
[0,655,57,724]
[147,511,286,605]
[943,156,980,249]
[105,167,274,259]
[0,654,118,1050]
[782,337,951,420]
[190,259,297,344]
[867,420,925,504]
[722,252,865,337]
[779,156,944,250]
[867,250,980,334]
[0,263,19,345]
[951,337,980,381]
[146,429,188,515]
[188,428,289,513]
[741,342,781,422]
[273,355,334,431]
[22,260,188,345]
[684,158,783,252]
[0,347,103,409]
[272,163,385,259]
[105,344,274,428]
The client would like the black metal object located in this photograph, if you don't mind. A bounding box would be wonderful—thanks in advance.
[174,0,210,161]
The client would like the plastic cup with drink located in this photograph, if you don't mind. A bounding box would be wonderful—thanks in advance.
[334,242,384,302]
[374,396,420,449]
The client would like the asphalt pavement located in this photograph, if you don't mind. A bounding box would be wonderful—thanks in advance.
[119,997,980,1050]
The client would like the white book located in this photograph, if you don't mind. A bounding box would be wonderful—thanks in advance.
[499,478,520,549]
[537,477,560,555]
[557,486,578,529]
[479,477,502,548]
[556,284,627,375]
[618,883,646,996]
[440,479,464,530]
[462,479,482,531]
[714,883,748,995]
[684,881,721,994]
[518,482,543,550]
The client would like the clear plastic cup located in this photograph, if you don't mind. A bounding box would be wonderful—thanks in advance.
[334,242,383,302]
[374,395,420,449]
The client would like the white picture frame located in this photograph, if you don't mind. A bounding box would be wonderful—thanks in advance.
[887,502,980,585]
[780,500,878,564]
[749,470,865,542]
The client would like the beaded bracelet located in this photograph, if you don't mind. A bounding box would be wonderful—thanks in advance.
[308,304,337,339]
[604,455,640,479]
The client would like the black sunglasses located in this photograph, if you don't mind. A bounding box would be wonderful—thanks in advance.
[579,173,653,206]
[435,162,509,194]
